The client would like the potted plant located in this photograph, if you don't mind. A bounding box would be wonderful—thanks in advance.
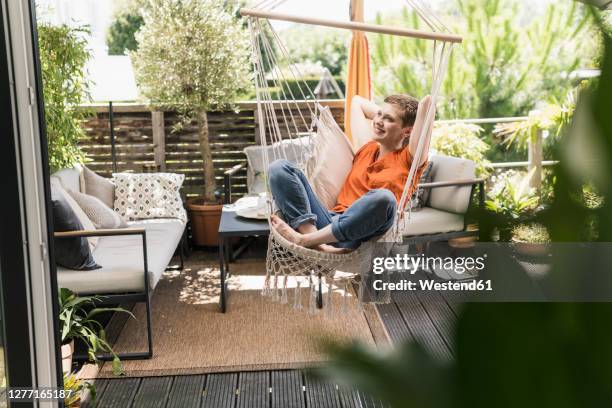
[131,0,250,246]
[485,170,540,241]
[64,372,96,408]
[59,288,133,375]
[511,223,551,257]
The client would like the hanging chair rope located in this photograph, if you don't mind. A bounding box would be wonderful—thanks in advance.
[245,0,458,311]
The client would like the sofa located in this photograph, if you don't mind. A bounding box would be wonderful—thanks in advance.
[51,167,186,360]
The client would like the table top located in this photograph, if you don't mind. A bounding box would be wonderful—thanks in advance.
[218,208,270,237]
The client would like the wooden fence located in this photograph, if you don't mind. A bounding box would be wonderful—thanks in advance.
[79,103,548,200]
[79,100,345,200]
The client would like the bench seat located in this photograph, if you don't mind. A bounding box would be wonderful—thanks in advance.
[400,207,465,237]
[57,218,184,295]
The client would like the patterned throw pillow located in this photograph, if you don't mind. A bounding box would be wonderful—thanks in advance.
[409,161,434,211]
[113,173,187,223]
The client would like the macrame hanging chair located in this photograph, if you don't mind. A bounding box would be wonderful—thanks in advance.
[241,0,461,312]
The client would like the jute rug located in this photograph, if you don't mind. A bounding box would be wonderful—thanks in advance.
[86,259,383,378]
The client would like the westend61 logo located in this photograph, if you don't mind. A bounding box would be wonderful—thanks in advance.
[372,253,487,275]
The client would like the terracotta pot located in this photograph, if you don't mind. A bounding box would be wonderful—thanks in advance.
[512,239,551,257]
[187,198,223,247]
[67,400,81,408]
[448,224,478,248]
[61,340,74,374]
[448,236,476,248]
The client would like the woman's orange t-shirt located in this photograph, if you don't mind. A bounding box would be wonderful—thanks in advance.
[332,141,427,213]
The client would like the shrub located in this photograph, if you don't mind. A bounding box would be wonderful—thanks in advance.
[431,122,491,177]
[106,11,144,55]
[280,26,349,76]
[38,23,93,172]
[511,223,551,243]
[371,0,597,119]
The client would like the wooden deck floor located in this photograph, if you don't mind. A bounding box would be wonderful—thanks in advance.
[84,244,459,408]
[376,271,463,361]
[84,370,388,408]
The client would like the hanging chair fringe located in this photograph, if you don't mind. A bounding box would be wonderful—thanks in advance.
[308,275,317,315]
[293,278,303,310]
[281,275,289,304]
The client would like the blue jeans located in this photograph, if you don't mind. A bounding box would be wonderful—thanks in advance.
[268,159,396,249]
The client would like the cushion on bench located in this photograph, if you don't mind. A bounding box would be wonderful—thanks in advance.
[400,207,464,237]
[52,165,83,193]
[427,155,475,214]
[57,218,184,294]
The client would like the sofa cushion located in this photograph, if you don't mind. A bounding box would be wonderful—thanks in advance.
[427,155,475,214]
[67,189,127,229]
[56,218,185,294]
[52,196,101,271]
[82,166,115,208]
[52,166,82,193]
[113,173,187,223]
[400,207,465,237]
[244,136,311,195]
[50,177,98,249]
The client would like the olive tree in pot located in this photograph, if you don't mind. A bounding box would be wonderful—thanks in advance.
[132,0,250,246]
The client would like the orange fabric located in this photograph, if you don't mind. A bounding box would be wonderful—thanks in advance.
[344,0,371,144]
[332,141,427,213]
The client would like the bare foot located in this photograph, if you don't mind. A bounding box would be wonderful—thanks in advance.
[271,215,354,253]
[271,215,305,246]
[318,244,353,254]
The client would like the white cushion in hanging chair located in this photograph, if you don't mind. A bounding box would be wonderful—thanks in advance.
[305,106,355,210]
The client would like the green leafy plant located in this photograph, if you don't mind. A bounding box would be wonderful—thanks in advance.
[37,23,93,172]
[106,11,144,55]
[494,92,577,151]
[485,169,540,221]
[371,0,596,119]
[228,0,278,74]
[132,0,250,203]
[59,288,133,375]
[511,223,551,244]
[63,372,96,407]
[582,184,605,210]
[431,122,491,177]
[280,26,349,76]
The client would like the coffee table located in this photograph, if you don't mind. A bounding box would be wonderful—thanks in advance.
[218,208,269,313]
